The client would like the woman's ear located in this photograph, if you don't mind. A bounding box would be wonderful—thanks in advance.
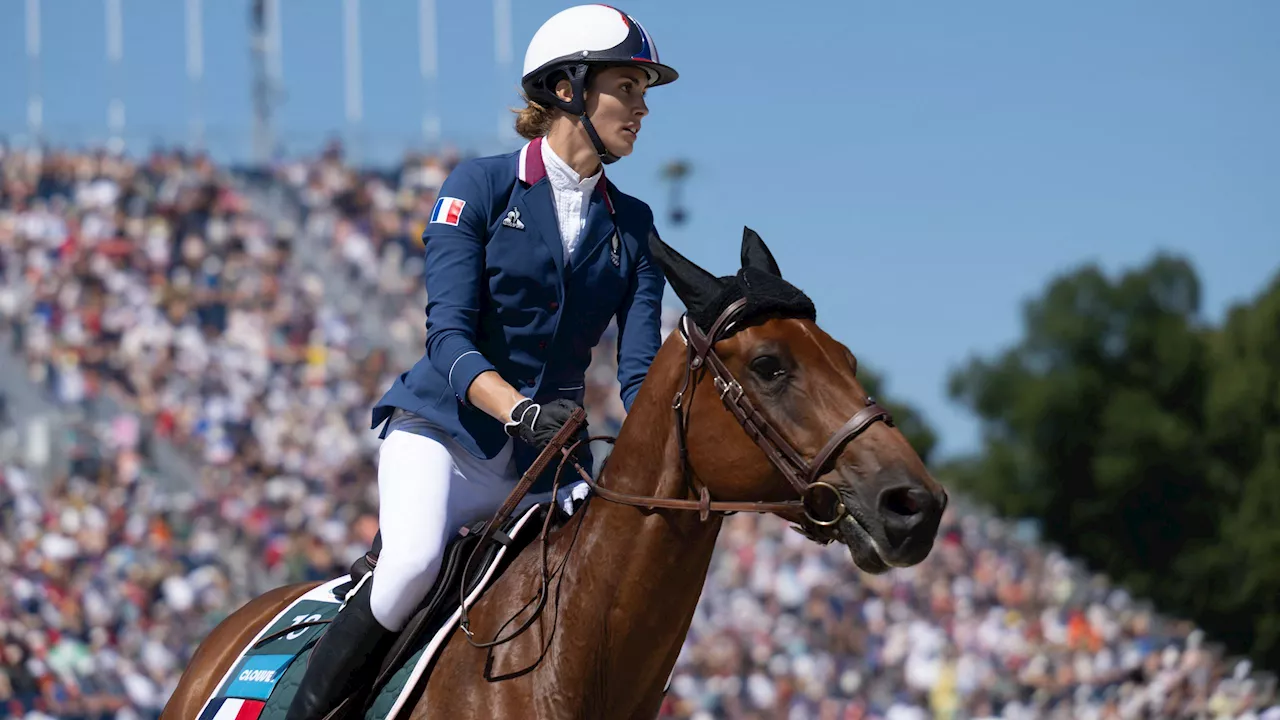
[554,77,575,104]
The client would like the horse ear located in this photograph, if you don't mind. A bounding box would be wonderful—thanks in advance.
[740,226,782,277]
[647,230,727,317]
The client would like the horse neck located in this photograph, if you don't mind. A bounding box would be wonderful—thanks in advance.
[568,338,725,704]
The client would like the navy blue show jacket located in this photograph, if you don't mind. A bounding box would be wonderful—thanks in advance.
[371,137,666,489]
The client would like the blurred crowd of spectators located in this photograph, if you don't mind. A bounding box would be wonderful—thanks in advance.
[0,143,420,718]
[660,508,1278,720]
[0,143,1275,719]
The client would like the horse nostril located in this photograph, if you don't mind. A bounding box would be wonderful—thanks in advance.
[881,486,929,518]
[878,486,938,549]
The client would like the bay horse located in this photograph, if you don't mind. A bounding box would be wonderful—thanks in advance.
[161,228,947,719]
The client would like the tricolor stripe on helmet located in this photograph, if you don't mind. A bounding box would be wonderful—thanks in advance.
[628,12,657,62]
[604,5,656,63]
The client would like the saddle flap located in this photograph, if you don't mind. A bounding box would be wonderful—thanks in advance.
[359,503,555,714]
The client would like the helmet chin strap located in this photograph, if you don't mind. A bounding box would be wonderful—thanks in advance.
[544,64,621,166]
[579,114,621,165]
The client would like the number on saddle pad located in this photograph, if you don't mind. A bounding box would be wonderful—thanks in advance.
[196,579,346,720]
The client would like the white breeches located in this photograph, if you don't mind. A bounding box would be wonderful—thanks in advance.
[368,420,588,632]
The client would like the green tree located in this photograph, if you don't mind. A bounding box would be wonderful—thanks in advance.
[945,254,1280,668]
[1198,271,1280,660]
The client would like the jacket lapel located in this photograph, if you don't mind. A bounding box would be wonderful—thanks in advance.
[570,181,618,273]
[514,138,568,282]
[512,179,566,280]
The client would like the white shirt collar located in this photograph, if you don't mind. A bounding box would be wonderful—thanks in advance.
[541,139,601,194]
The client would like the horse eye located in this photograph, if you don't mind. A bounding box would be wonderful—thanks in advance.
[749,355,785,381]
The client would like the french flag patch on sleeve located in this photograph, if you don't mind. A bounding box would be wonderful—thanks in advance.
[430,196,467,226]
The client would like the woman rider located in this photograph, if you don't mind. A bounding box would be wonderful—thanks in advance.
[286,5,679,718]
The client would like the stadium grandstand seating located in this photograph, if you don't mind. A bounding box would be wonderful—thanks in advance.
[1,144,1276,719]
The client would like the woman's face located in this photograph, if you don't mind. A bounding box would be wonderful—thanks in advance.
[581,66,651,158]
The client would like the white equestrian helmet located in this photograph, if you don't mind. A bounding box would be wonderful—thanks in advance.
[521,4,678,114]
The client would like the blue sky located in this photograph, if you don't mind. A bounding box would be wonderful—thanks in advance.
[1,1,1276,459]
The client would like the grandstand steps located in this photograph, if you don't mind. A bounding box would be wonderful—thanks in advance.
[0,329,71,483]
[1,327,204,491]
[241,170,418,370]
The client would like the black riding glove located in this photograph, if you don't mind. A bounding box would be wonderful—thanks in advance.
[504,398,588,455]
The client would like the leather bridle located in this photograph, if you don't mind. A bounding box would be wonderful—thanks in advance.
[573,297,895,535]
[459,298,895,650]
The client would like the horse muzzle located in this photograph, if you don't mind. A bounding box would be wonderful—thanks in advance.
[811,474,947,574]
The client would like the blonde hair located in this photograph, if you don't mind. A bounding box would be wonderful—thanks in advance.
[513,94,556,140]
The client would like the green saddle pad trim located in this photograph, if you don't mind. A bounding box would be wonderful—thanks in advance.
[221,580,429,720]
[200,577,346,717]
[207,501,552,720]
[206,579,471,720]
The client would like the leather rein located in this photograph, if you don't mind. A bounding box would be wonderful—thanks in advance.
[458,298,894,649]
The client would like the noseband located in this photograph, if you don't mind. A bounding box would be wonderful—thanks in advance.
[577,297,894,535]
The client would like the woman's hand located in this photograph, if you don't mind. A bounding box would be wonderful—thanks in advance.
[467,372,588,457]
[465,370,530,424]
[503,398,587,453]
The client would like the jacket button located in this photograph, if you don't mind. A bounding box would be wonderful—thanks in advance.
[538,341,547,350]
[548,301,559,310]
[525,378,536,387]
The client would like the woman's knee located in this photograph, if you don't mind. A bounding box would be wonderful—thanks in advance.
[377,538,446,584]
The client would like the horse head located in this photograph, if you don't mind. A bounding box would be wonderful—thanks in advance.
[647,227,947,572]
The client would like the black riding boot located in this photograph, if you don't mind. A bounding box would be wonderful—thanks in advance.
[284,579,396,720]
